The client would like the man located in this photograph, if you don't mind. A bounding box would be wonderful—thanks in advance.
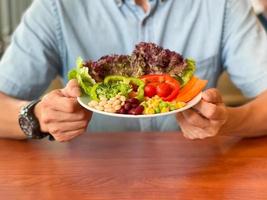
[0,0,267,142]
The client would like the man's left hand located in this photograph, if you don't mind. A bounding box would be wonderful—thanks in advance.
[176,88,228,140]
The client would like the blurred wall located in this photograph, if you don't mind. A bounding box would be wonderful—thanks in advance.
[0,0,33,55]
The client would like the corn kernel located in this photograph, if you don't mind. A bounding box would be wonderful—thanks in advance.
[176,102,186,109]
[145,108,155,114]
[161,107,170,113]
[155,107,160,113]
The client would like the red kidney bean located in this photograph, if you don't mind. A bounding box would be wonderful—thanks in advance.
[134,105,144,115]
[124,102,132,111]
[131,103,139,108]
[128,108,137,115]
[126,98,139,104]
[116,107,127,114]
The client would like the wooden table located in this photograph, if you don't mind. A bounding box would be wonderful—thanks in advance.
[1,132,267,200]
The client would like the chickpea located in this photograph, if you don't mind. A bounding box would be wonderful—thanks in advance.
[104,104,112,109]
[113,100,121,106]
[114,105,121,110]
[120,96,126,102]
[95,106,104,111]
[99,101,106,106]
[110,97,116,102]
[105,108,116,113]
[107,100,113,105]
[89,100,98,107]
[100,96,107,101]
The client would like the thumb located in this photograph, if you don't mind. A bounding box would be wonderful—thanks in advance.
[202,88,223,104]
[61,79,81,98]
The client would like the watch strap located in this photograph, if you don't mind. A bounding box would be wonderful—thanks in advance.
[19,99,54,140]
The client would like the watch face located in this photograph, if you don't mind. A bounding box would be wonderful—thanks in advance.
[19,100,48,139]
[19,116,33,137]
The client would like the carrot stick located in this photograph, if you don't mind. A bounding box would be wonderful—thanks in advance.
[179,76,198,96]
[176,79,208,102]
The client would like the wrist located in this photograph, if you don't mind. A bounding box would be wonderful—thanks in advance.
[33,101,48,133]
[19,100,49,139]
[219,105,250,136]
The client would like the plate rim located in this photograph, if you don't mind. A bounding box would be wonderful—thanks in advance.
[77,92,202,118]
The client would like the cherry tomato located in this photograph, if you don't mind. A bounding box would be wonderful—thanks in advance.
[144,84,157,98]
[141,74,180,101]
[156,83,173,98]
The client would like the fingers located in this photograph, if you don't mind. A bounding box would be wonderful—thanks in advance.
[48,120,89,142]
[35,80,90,142]
[176,113,216,140]
[176,113,204,140]
[40,108,92,142]
[48,121,89,135]
[41,109,92,123]
[178,108,210,128]
[193,100,226,120]
[176,88,228,140]
[202,88,223,104]
[192,89,225,120]
[176,113,191,138]
[42,90,81,113]
[61,79,81,98]
[52,128,86,142]
[177,105,226,140]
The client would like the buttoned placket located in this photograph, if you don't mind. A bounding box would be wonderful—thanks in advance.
[122,0,159,41]
[114,0,167,131]
[114,0,167,6]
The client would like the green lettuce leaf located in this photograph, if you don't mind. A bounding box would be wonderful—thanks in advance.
[68,57,96,96]
[176,59,196,87]
[93,82,132,100]
[68,68,77,80]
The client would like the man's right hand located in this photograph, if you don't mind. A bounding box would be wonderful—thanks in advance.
[34,80,92,142]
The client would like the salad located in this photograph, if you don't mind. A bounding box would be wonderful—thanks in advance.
[68,42,207,115]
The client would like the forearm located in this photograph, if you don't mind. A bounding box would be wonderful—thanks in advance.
[0,92,28,139]
[221,91,267,137]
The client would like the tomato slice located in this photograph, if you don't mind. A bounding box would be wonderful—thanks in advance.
[156,83,173,98]
[141,74,165,83]
[144,84,157,98]
[141,74,180,101]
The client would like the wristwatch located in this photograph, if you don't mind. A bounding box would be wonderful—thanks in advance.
[18,100,54,140]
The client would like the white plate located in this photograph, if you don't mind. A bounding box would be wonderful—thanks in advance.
[78,92,202,118]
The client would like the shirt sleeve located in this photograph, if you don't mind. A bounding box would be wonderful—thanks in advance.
[222,0,267,98]
[0,0,62,100]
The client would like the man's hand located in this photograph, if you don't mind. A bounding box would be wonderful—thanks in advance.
[34,80,92,142]
[176,88,228,140]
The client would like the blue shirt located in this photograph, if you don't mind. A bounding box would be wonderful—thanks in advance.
[0,0,267,132]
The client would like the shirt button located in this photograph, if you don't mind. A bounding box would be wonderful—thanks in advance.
[115,0,123,7]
